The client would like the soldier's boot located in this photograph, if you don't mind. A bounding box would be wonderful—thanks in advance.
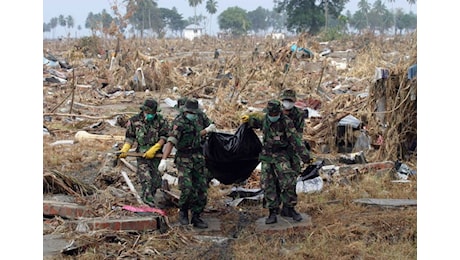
[265,208,278,225]
[288,207,302,222]
[191,212,208,229]
[280,205,292,217]
[179,208,189,226]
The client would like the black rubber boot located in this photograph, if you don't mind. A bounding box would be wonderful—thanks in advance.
[179,209,189,225]
[288,207,302,222]
[191,212,208,229]
[265,208,278,224]
[280,206,292,217]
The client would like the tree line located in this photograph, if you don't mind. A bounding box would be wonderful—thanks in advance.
[43,0,416,39]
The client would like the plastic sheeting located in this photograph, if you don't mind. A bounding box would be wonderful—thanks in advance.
[290,44,314,58]
[337,114,361,128]
[204,124,262,185]
[408,64,417,79]
[43,57,60,68]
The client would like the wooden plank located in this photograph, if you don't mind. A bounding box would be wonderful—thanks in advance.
[353,198,416,207]
[121,171,144,205]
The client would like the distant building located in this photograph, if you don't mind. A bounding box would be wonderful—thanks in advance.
[183,25,203,40]
[265,32,285,40]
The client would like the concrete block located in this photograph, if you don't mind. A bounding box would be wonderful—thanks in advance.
[71,216,161,231]
[43,200,94,219]
[338,161,394,175]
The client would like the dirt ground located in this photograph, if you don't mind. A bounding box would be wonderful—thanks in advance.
[43,35,417,259]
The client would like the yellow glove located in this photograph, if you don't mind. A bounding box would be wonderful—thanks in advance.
[118,143,131,158]
[241,114,249,123]
[241,112,265,124]
[143,143,162,159]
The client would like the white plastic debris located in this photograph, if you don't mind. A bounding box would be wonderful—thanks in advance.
[296,176,323,194]
[164,97,177,108]
[162,173,178,186]
[395,162,416,180]
[50,140,74,146]
[209,178,220,186]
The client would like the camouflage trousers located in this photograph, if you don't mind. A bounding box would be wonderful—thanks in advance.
[175,153,208,214]
[261,153,298,210]
[289,152,302,174]
[136,157,162,206]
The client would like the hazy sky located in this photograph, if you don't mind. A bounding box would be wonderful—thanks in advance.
[43,0,417,37]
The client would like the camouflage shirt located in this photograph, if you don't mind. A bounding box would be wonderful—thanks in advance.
[175,110,212,130]
[167,112,203,152]
[197,111,213,130]
[125,112,170,153]
[284,106,305,134]
[258,114,310,164]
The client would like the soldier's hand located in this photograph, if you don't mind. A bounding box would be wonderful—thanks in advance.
[204,124,217,133]
[158,159,168,172]
[143,143,162,159]
[118,143,131,158]
[241,115,249,123]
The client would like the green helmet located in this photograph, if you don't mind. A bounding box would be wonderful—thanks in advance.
[264,99,282,114]
[140,99,158,112]
[183,98,199,113]
[176,97,188,110]
[280,89,297,102]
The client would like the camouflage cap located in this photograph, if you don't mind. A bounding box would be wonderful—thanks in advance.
[280,89,297,101]
[140,99,158,112]
[183,98,199,113]
[176,97,188,109]
[264,99,282,114]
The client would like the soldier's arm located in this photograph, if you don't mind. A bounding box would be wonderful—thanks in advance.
[245,111,265,129]
[287,120,310,163]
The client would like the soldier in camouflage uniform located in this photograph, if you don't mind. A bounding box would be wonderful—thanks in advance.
[158,98,217,228]
[245,100,311,224]
[175,97,215,184]
[279,89,307,217]
[175,97,214,136]
[118,99,170,207]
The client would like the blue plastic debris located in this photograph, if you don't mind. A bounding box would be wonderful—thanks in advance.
[290,44,313,58]
[374,67,389,80]
[395,160,416,180]
[407,64,417,80]
[43,57,60,68]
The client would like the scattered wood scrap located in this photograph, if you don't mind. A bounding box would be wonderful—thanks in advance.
[353,198,417,208]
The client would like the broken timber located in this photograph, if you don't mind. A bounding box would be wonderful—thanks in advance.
[353,198,416,208]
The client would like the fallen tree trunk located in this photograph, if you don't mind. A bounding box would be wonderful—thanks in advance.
[75,131,125,142]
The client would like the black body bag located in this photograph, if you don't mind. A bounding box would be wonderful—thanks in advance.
[204,124,262,185]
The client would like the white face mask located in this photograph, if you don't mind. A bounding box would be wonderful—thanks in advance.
[282,100,295,110]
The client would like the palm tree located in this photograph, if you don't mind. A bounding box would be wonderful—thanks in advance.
[58,15,67,37]
[188,0,203,28]
[66,15,74,38]
[386,0,416,5]
[370,0,389,34]
[205,0,218,35]
[358,0,371,27]
[384,0,416,35]
[50,17,58,39]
